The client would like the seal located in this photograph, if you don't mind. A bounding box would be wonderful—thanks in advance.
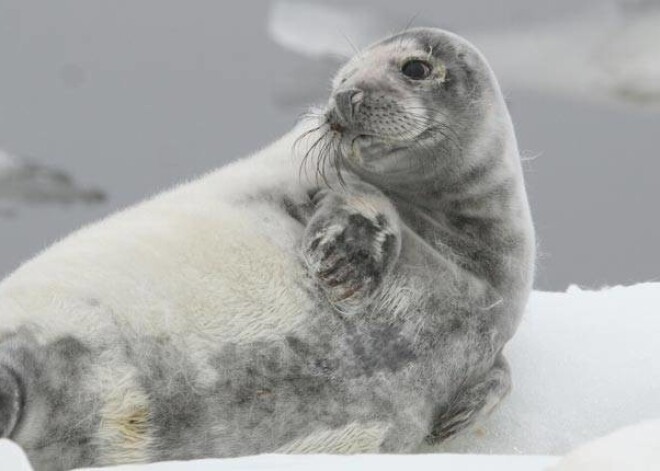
[0,27,534,470]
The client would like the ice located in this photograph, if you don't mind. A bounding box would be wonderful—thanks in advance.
[267,1,395,59]
[266,0,398,109]
[470,3,660,107]
[0,148,105,216]
[268,1,660,107]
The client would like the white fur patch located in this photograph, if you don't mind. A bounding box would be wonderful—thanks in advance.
[0,129,316,353]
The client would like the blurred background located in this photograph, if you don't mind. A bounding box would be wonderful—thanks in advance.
[0,0,658,290]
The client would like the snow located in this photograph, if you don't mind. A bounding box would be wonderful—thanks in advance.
[0,439,33,471]
[76,454,557,471]
[552,419,660,471]
[1,283,659,469]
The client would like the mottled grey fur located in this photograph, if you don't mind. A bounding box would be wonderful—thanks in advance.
[0,28,534,469]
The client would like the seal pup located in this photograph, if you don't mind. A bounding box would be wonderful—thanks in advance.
[0,27,534,470]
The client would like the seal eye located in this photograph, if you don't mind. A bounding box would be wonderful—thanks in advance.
[401,60,431,80]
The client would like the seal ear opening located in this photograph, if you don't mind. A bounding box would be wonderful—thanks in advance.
[0,365,23,438]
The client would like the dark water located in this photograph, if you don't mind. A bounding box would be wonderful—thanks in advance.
[0,0,658,290]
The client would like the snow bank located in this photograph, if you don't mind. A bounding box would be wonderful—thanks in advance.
[1,284,658,469]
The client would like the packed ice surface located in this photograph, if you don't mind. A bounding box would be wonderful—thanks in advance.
[1,284,658,469]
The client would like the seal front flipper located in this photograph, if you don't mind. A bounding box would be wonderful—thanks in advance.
[0,365,22,438]
[425,354,512,444]
[302,181,401,314]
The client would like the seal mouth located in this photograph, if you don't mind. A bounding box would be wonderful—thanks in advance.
[352,134,410,154]
[349,135,413,169]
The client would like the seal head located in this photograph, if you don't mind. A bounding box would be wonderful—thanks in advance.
[324,28,507,188]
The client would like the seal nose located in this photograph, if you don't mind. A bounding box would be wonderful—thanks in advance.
[334,89,364,122]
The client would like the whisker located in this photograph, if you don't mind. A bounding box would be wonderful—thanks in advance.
[397,12,420,52]
[313,131,332,186]
[300,126,330,185]
[294,122,326,182]
[339,30,360,56]
[317,131,335,188]
[331,134,347,187]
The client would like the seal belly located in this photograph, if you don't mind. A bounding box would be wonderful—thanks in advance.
[0,193,312,347]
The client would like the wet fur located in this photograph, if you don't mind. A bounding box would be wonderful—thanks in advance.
[0,28,534,470]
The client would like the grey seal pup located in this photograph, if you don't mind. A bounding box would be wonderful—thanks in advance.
[0,27,534,470]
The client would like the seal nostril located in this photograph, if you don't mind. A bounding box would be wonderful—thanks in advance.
[334,89,363,121]
[350,91,364,115]
[350,90,364,105]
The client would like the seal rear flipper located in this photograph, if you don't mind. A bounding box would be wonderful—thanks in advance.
[0,365,23,438]
[425,355,512,444]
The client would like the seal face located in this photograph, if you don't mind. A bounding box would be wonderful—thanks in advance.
[320,28,495,184]
[0,28,534,470]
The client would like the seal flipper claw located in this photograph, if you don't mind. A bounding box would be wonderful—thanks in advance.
[0,365,23,438]
[425,355,512,444]
[303,190,401,313]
